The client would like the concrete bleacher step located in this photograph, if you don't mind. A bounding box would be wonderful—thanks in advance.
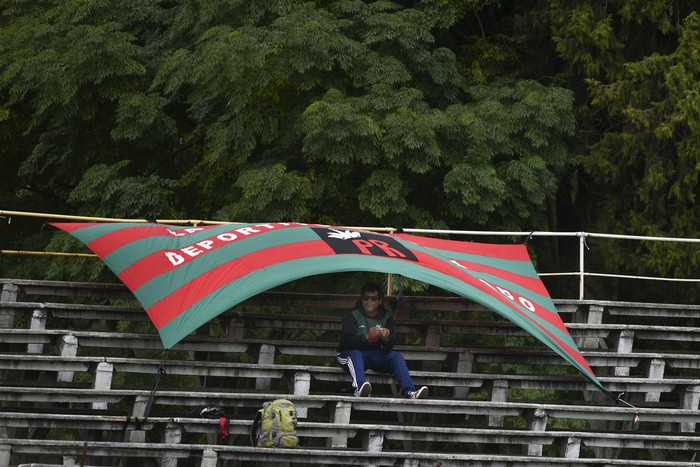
[1,352,698,410]
[3,411,700,457]
[1,386,699,432]
[4,299,700,366]
[3,438,700,467]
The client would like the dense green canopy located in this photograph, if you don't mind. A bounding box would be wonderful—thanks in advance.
[1,1,698,301]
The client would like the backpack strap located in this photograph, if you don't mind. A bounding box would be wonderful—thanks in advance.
[219,415,230,439]
[250,409,263,446]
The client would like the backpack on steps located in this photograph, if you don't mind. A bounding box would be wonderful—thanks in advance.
[250,399,298,448]
[185,404,230,439]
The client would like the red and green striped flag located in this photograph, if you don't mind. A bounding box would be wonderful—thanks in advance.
[52,221,605,392]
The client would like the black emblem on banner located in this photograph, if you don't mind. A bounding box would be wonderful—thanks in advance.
[311,227,418,261]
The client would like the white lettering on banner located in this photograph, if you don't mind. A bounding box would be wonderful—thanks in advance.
[162,222,304,269]
[236,227,260,236]
[216,233,238,242]
[519,296,536,312]
[181,246,204,257]
[479,278,538,314]
[166,251,185,266]
[166,228,205,237]
[497,286,514,300]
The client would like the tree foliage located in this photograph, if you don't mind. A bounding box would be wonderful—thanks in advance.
[518,1,700,298]
[0,0,697,301]
[1,0,574,230]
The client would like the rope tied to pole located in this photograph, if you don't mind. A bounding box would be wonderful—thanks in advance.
[137,350,169,429]
[524,231,535,244]
[616,392,641,426]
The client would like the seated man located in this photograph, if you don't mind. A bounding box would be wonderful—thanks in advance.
[336,281,428,399]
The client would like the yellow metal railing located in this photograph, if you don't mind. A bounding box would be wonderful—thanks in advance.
[1,209,698,300]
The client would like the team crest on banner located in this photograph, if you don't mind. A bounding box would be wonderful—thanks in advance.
[312,227,418,261]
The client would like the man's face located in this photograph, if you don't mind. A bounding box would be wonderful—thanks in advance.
[361,291,381,315]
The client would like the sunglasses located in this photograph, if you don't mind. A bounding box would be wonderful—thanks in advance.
[361,295,381,302]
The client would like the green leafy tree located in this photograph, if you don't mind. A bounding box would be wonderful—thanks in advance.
[1,0,597,295]
[519,1,700,300]
[152,1,576,231]
[1,0,575,230]
[0,0,178,220]
[0,0,696,301]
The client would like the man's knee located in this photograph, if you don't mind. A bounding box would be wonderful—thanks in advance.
[387,351,406,364]
[339,349,363,364]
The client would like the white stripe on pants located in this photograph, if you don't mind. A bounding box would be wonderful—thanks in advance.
[337,352,364,396]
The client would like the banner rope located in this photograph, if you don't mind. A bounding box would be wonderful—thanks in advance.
[137,350,170,430]
[616,392,641,427]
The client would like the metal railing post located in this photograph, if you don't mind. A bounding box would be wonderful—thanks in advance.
[579,233,585,300]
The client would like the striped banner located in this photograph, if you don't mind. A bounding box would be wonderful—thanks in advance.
[52,222,605,392]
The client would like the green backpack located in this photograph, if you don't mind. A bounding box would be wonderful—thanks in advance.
[250,399,298,448]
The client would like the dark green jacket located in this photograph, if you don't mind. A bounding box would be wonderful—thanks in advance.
[337,301,396,351]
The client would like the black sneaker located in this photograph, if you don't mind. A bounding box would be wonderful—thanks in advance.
[356,381,372,397]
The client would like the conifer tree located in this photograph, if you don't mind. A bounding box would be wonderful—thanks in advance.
[518,1,700,299]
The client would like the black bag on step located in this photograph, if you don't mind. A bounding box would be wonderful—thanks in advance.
[186,404,230,439]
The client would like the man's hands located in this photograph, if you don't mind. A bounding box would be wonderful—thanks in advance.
[366,326,391,341]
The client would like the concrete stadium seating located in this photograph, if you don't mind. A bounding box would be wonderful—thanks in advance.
[1,278,699,466]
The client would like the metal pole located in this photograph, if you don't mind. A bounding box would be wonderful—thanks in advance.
[579,233,585,300]
[0,250,96,258]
